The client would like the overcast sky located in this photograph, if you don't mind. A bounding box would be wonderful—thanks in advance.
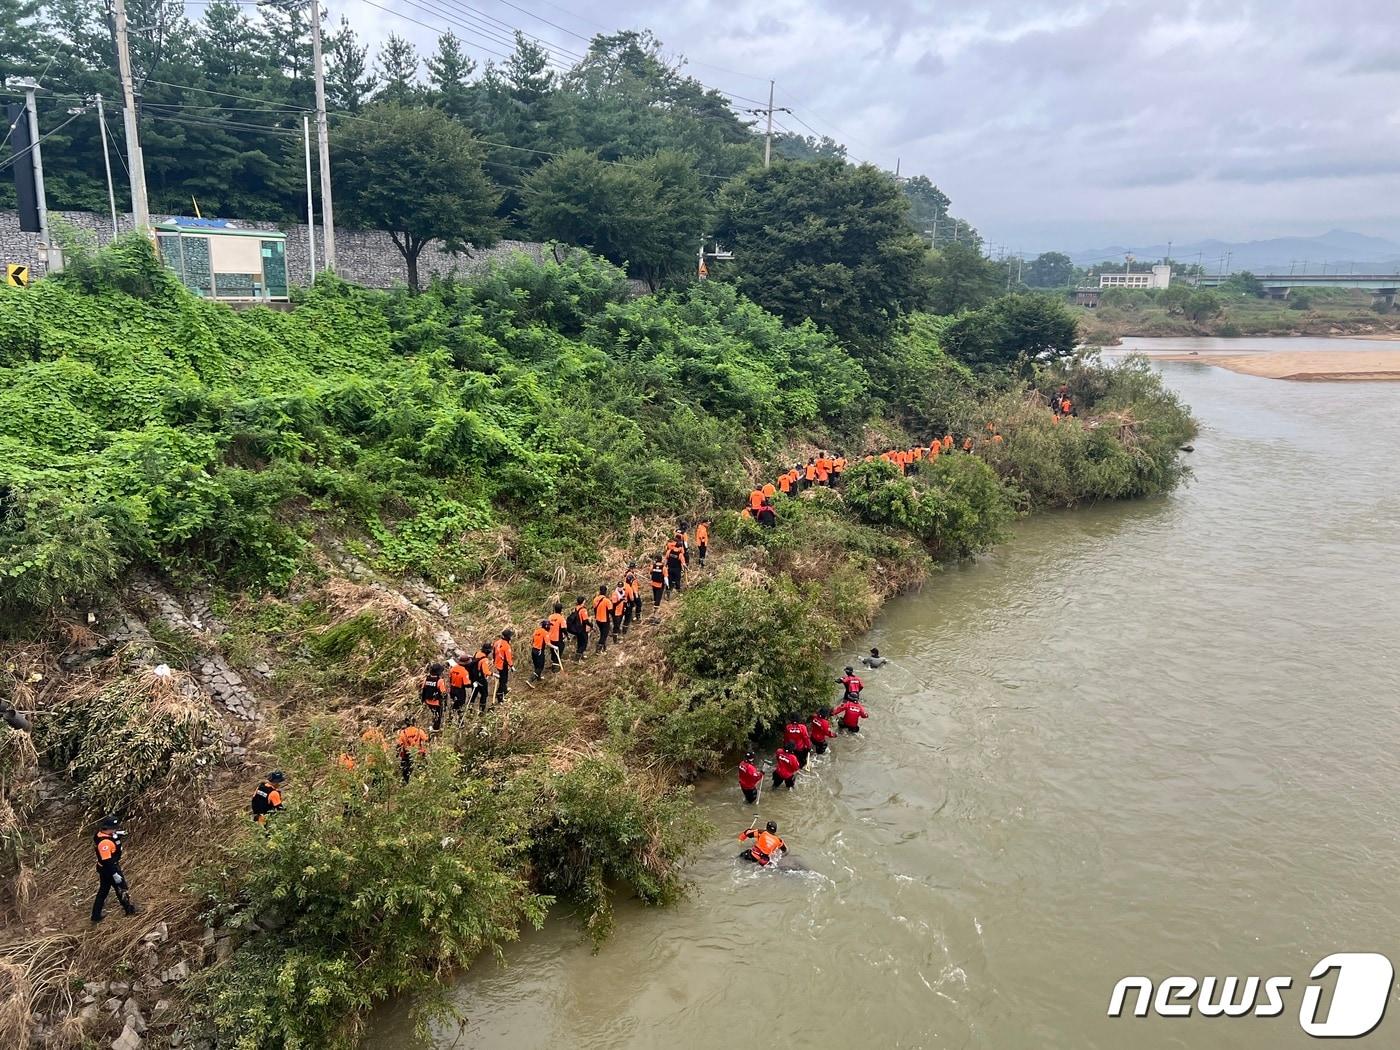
[325,0,1400,253]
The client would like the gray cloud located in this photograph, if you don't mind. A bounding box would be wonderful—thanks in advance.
[325,0,1400,249]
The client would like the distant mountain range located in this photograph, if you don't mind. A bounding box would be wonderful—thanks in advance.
[1064,230,1400,275]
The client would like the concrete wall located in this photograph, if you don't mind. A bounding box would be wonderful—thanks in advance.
[0,208,559,290]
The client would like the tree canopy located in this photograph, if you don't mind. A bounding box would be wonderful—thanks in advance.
[1024,251,1075,288]
[941,293,1079,372]
[332,104,502,291]
[926,241,1008,315]
[714,159,930,347]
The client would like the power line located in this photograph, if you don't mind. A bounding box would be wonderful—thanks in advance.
[355,0,515,62]
[1,41,69,153]
[395,0,576,68]
[479,0,592,43]
[144,110,302,137]
[141,78,307,111]
[432,0,585,61]
[0,110,84,174]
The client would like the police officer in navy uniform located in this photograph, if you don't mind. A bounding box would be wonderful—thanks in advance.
[91,816,137,923]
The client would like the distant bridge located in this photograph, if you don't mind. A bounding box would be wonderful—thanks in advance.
[1193,272,1400,302]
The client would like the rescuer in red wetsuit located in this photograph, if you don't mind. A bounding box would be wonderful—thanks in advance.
[836,667,864,703]
[783,717,813,768]
[737,752,763,803]
[772,747,800,789]
[809,709,834,755]
[832,698,868,733]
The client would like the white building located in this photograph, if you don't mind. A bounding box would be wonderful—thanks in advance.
[1100,264,1172,290]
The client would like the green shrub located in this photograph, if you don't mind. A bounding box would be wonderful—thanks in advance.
[663,565,831,742]
[193,737,546,1049]
[842,455,1014,558]
[527,754,709,942]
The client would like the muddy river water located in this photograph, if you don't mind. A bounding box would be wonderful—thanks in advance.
[375,353,1400,1048]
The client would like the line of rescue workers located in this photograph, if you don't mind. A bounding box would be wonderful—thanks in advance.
[91,396,1081,918]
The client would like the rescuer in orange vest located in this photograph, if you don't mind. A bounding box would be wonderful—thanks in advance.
[737,820,788,866]
[91,816,138,922]
[420,662,446,731]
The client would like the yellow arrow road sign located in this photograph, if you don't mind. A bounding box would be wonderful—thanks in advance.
[5,263,30,287]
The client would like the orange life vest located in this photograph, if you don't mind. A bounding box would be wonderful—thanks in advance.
[753,830,783,858]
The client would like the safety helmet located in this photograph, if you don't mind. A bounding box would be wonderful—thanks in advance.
[100,815,121,829]
[268,771,286,784]
[765,821,778,833]
[540,619,550,628]
[744,751,755,761]
[844,666,854,675]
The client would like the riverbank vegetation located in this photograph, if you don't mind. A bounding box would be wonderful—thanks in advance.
[1075,285,1400,342]
[0,234,1194,1048]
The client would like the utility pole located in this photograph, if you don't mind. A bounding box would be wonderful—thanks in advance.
[763,80,774,169]
[303,113,316,282]
[95,94,119,239]
[746,81,791,170]
[111,0,149,233]
[309,0,336,271]
[14,80,61,273]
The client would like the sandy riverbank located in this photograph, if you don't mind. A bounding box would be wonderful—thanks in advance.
[1109,348,1400,381]
[1218,350,1400,380]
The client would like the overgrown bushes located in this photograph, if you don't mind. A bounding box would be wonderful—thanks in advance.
[842,455,1014,557]
[33,666,224,817]
[193,729,706,1047]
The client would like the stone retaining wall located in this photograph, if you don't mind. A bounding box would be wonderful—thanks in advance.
[0,207,556,290]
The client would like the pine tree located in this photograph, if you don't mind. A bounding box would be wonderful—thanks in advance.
[505,32,553,105]
[327,16,376,112]
[375,33,420,106]
[425,31,475,119]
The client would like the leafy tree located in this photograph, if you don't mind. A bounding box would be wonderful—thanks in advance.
[374,32,420,105]
[1158,282,1192,315]
[842,455,1014,559]
[1222,271,1264,297]
[926,240,1005,314]
[1184,289,1223,322]
[1024,251,1075,288]
[332,104,502,291]
[521,149,711,288]
[714,159,929,347]
[941,293,1078,372]
[503,31,555,104]
[521,150,649,263]
[902,174,951,233]
[772,132,846,162]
